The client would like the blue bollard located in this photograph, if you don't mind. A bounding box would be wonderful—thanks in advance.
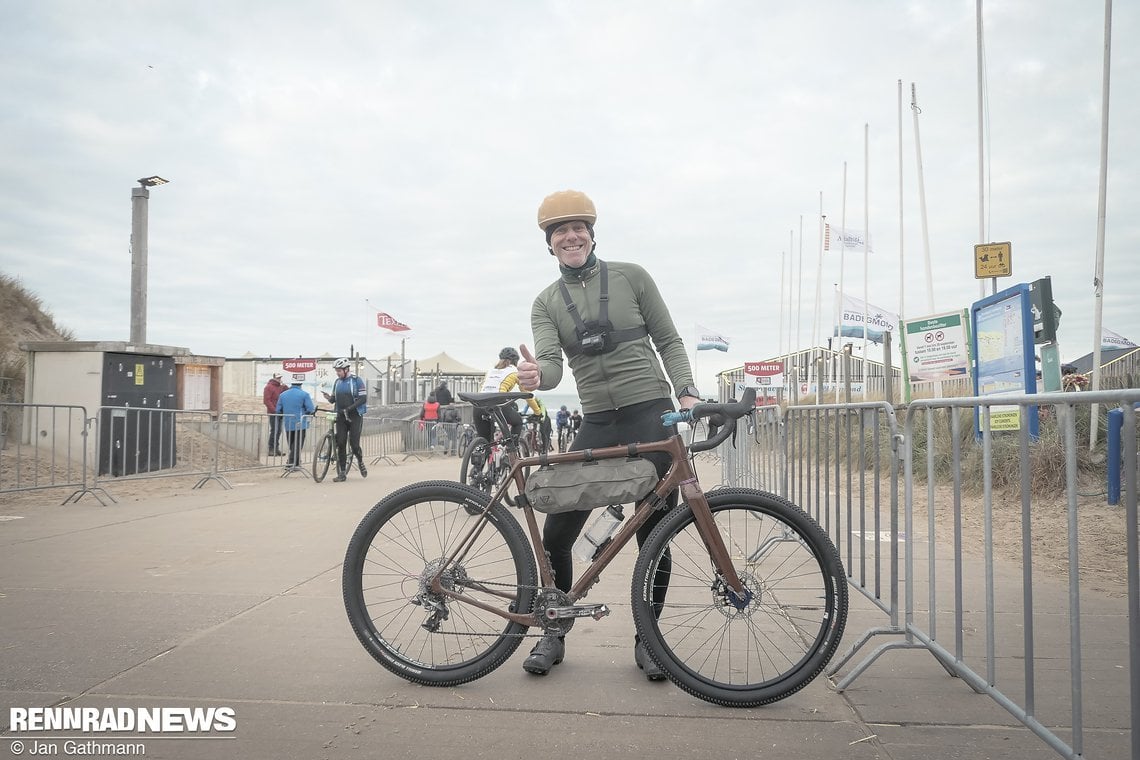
[1107,408,1123,505]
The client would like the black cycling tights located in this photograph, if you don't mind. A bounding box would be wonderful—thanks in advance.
[541,397,676,617]
[475,405,523,443]
[335,412,364,471]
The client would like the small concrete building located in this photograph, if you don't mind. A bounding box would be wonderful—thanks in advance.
[18,341,224,474]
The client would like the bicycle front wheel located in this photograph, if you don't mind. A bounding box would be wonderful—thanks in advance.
[630,488,848,707]
[342,480,538,686]
[312,432,333,482]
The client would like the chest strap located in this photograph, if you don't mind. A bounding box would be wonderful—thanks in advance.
[558,261,648,358]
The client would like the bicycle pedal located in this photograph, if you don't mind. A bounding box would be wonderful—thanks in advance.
[544,604,610,621]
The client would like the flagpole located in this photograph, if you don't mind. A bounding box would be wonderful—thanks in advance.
[976,0,987,300]
[811,192,825,404]
[788,229,795,393]
[911,83,936,313]
[837,162,848,388]
[796,215,804,357]
[1089,0,1113,450]
[863,122,870,401]
[778,250,787,358]
[897,79,905,326]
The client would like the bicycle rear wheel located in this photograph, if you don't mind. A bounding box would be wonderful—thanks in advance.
[312,432,333,482]
[342,480,538,686]
[630,488,847,707]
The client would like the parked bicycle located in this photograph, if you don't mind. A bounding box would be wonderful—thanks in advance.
[312,408,357,483]
[458,408,531,509]
[523,412,550,455]
[342,388,848,707]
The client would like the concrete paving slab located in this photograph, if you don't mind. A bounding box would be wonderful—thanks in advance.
[0,456,1131,759]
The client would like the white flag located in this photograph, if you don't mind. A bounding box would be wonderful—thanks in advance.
[834,293,897,344]
[1101,327,1138,350]
[824,223,874,253]
[696,324,730,352]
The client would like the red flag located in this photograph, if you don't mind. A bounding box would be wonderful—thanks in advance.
[376,312,411,332]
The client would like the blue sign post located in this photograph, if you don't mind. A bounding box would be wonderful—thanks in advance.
[970,282,1039,440]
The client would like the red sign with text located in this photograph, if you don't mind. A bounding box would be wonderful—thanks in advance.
[282,358,318,373]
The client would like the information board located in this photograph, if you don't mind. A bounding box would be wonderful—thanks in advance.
[970,283,1039,438]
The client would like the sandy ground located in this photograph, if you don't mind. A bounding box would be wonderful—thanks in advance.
[911,478,1131,598]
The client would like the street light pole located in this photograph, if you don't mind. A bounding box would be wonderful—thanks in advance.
[130,175,168,345]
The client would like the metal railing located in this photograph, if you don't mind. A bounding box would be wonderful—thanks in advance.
[0,403,486,503]
[720,389,1139,759]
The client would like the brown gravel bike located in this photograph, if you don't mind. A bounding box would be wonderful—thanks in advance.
[342,388,847,707]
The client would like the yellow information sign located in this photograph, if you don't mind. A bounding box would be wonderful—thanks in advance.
[974,241,1012,279]
[135,363,145,385]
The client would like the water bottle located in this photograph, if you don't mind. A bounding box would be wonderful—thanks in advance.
[572,505,626,562]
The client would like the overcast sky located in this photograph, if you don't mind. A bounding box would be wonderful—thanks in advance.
[2,1,1136,395]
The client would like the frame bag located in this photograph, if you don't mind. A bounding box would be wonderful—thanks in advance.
[524,457,658,514]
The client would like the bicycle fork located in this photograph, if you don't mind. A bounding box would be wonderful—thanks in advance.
[680,478,751,609]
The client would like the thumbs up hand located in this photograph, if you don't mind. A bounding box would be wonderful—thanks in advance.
[517,344,541,391]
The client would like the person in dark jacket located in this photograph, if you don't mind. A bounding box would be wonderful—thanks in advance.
[262,373,289,455]
[434,380,454,407]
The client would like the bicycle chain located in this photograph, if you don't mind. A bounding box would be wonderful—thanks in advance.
[423,579,574,639]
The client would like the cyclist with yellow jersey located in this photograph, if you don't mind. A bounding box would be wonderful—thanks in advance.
[474,347,542,443]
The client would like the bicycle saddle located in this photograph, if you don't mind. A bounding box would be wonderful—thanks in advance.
[458,391,534,408]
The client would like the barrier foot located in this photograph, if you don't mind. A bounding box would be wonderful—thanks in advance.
[402,453,424,462]
[281,464,311,479]
[193,474,232,491]
[369,455,398,467]
[62,486,117,506]
[832,638,926,691]
[827,624,904,675]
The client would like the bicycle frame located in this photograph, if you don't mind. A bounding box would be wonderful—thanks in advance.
[431,430,746,626]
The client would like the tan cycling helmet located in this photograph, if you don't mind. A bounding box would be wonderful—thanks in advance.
[537,190,597,231]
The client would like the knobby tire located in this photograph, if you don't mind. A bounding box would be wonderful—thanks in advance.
[342,480,538,686]
[630,488,848,707]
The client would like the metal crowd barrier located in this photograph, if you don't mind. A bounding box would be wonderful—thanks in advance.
[397,419,467,460]
[0,405,425,502]
[0,402,111,505]
[723,390,1139,759]
[779,402,903,680]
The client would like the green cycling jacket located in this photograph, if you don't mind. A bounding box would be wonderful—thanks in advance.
[530,258,694,414]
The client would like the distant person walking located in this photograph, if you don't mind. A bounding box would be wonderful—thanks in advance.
[276,380,315,468]
[262,373,289,455]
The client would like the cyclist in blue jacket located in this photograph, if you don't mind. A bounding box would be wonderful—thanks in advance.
[322,358,368,481]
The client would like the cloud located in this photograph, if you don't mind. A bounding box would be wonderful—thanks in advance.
[0,0,1137,397]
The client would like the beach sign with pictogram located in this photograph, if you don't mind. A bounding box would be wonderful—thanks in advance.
[974,242,1012,279]
[900,311,971,386]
